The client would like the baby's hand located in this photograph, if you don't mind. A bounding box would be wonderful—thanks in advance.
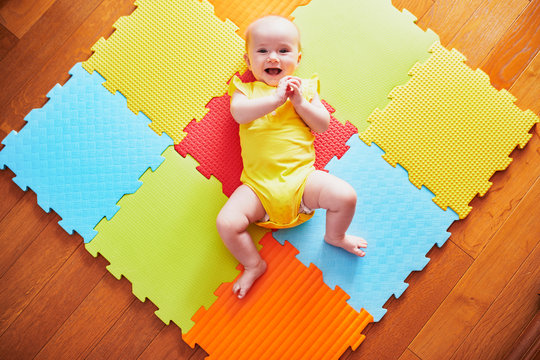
[286,77,303,107]
[274,77,291,106]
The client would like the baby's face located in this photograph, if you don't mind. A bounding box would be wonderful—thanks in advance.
[244,18,301,87]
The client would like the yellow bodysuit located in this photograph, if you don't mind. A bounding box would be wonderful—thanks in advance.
[228,75,320,229]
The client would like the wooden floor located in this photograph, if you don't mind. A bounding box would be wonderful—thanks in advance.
[0,0,538,359]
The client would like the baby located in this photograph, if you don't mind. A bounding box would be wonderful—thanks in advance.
[217,15,367,299]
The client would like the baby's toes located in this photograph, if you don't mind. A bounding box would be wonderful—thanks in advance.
[353,247,366,257]
[237,288,247,299]
[232,283,241,296]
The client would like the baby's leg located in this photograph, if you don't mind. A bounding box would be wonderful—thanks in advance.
[216,185,267,299]
[303,170,367,256]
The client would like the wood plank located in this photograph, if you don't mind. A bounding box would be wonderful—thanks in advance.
[450,242,540,360]
[415,0,485,45]
[0,217,79,335]
[347,241,473,360]
[409,177,540,359]
[449,49,540,259]
[449,124,540,258]
[507,311,540,360]
[138,324,200,360]
[510,52,540,114]
[391,0,434,20]
[0,244,107,359]
[0,0,104,123]
[448,0,529,68]
[0,0,57,38]
[0,190,56,277]
[0,167,25,222]
[0,0,135,136]
[189,348,210,360]
[34,273,135,360]
[84,297,164,360]
[481,1,540,90]
[398,349,422,360]
[0,23,17,61]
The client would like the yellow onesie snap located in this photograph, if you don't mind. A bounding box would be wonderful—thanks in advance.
[228,75,320,229]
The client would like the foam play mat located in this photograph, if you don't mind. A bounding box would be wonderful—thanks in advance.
[292,0,439,131]
[0,63,172,242]
[86,146,268,332]
[360,42,539,218]
[82,0,247,143]
[275,137,458,321]
[175,70,358,197]
[1,0,538,358]
[183,233,373,359]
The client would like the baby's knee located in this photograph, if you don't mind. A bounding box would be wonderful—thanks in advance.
[333,182,357,208]
[216,209,248,236]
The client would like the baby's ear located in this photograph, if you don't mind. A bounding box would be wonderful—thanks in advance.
[297,52,302,64]
[244,53,251,69]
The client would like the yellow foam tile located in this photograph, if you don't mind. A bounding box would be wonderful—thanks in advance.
[82,0,247,143]
[208,0,311,38]
[360,42,538,219]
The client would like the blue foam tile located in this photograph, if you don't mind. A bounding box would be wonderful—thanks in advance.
[0,63,172,242]
[274,136,458,321]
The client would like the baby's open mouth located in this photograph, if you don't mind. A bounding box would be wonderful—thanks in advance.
[265,68,282,75]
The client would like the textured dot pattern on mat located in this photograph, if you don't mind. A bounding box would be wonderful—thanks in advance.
[82,0,247,143]
[360,42,539,218]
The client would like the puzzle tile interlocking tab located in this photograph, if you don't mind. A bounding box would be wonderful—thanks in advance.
[0,63,172,242]
[82,0,247,143]
[292,0,439,131]
[360,42,539,218]
[184,233,372,360]
[175,71,358,197]
[209,0,311,38]
[86,147,267,332]
[275,137,459,321]
[313,103,358,170]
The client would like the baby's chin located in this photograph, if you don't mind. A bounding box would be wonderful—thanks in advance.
[255,74,287,87]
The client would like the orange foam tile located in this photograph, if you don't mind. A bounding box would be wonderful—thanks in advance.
[209,0,311,38]
[183,233,372,360]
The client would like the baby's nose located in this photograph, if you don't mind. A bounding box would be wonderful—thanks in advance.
[267,51,279,62]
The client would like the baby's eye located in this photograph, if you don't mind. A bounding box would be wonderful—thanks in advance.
[279,49,290,53]
[257,49,268,53]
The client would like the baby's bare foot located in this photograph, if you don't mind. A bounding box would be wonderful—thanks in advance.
[232,259,267,299]
[325,235,367,257]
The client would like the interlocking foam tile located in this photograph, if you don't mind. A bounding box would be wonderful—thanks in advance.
[360,42,539,219]
[274,137,458,321]
[82,0,247,143]
[208,0,311,38]
[184,233,372,360]
[175,71,358,197]
[0,63,171,242]
[174,71,254,198]
[86,146,268,332]
[313,102,358,170]
[292,0,438,131]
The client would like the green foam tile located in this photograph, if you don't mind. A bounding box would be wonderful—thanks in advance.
[293,0,439,131]
[86,146,265,331]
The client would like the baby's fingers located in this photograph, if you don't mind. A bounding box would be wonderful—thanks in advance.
[288,82,302,95]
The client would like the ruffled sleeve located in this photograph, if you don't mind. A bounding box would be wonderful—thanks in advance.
[228,75,252,97]
[302,74,320,102]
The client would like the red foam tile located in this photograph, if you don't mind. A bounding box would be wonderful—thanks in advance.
[175,71,358,197]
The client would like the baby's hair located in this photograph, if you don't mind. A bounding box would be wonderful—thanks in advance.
[244,15,302,52]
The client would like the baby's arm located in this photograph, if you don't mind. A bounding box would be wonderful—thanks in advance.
[287,78,330,133]
[230,87,287,124]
